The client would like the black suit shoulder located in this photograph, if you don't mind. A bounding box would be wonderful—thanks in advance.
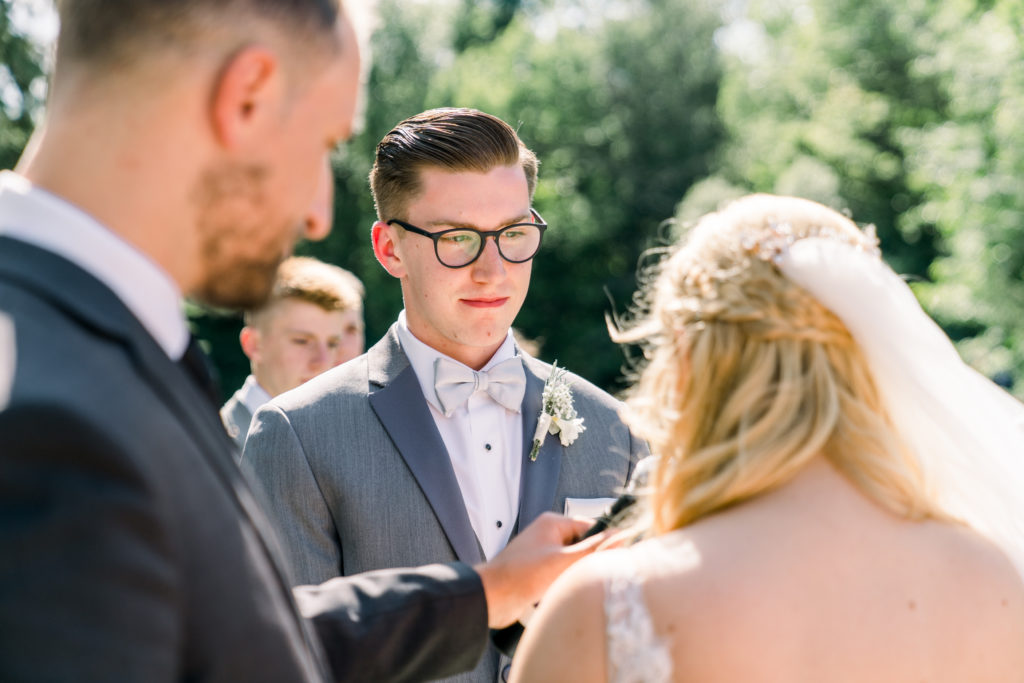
[0,399,184,680]
[2,260,491,683]
[1,268,324,682]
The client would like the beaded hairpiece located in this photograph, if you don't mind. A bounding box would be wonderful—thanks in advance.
[741,221,881,265]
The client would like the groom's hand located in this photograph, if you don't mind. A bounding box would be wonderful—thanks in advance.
[475,512,604,629]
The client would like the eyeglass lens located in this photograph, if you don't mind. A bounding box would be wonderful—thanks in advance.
[437,224,542,267]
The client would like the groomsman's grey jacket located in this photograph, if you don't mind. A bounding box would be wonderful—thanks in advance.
[242,324,646,683]
[221,389,254,450]
[0,238,489,683]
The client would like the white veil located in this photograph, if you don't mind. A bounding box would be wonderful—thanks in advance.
[776,239,1024,581]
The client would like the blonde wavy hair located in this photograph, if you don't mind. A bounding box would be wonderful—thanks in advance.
[617,194,948,534]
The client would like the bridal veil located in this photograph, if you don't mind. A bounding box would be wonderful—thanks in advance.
[776,237,1024,581]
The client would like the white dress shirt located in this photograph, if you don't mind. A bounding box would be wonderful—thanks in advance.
[0,171,188,359]
[237,374,273,416]
[396,310,524,560]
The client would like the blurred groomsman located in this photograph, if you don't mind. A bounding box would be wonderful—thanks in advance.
[222,255,365,449]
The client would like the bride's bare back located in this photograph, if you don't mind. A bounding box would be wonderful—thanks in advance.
[511,459,1024,682]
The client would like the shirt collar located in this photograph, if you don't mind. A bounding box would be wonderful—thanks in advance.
[237,374,274,415]
[0,171,189,359]
[396,309,518,414]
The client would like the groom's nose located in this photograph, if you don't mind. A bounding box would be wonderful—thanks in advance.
[470,237,507,281]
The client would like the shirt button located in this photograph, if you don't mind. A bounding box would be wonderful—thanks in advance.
[484,443,492,451]
[496,520,503,528]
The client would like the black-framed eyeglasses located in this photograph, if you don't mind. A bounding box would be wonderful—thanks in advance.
[387,209,547,269]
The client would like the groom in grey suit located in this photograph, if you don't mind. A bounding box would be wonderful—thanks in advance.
[243,108,646,683]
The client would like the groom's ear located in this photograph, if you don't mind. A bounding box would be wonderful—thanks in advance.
[371,221,406,278]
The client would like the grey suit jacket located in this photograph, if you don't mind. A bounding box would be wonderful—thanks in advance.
[242,324,647,683]
[0,238,489,683]
[221,389,255,450]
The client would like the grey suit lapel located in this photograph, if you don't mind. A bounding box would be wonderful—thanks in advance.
[366,326,484,565]
[515,355,563,532]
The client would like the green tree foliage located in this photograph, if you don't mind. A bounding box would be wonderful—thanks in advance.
[681,0,946,276]
[897,0,1024,395]
[452,0,524,52]
[676,0,1024,395]
[0,0,46,169]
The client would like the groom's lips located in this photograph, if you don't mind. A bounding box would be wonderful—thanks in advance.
[461,297,509,308]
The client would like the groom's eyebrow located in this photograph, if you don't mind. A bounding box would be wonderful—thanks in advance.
[425,212,533,231]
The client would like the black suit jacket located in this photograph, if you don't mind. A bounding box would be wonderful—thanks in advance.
[0,236,487,682]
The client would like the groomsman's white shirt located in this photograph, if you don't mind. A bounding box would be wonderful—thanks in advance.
[0,171,187,359]
[397,310,522,559]
[236,375,273,415]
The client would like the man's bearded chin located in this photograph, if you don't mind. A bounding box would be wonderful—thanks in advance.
[189,163,294,311]
[192,206,292,311]
[194,255,283,310]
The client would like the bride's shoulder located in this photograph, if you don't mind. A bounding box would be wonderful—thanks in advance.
[928,520,1022,577]
[522,537,707,638]
[510,541,699,683]
[546,531,713,607]
[919,520,1024,612]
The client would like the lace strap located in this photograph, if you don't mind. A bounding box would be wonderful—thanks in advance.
[604,557,673,683]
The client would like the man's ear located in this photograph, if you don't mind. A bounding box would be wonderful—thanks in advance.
[239,326,261,362]
[371,221,406,278]
[210,46,281,149]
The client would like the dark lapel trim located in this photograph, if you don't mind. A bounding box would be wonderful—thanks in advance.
[366,326,484,565]
[514,356,563,532]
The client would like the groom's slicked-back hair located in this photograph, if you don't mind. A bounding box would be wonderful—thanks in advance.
[55,0,341,73]
[369,107,539,221]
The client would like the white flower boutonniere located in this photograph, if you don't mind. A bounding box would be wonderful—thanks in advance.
[529,362,586,461]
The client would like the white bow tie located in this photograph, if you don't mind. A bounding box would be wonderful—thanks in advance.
[433,356,526,417]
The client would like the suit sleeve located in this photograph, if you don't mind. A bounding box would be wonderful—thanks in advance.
[295,563,489,683]
[0,404,179,683]
[243,406,491,682]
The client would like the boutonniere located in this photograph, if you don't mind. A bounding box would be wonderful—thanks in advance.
[529,362,586,461]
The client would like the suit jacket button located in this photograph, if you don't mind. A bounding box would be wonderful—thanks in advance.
[501,663,512,682]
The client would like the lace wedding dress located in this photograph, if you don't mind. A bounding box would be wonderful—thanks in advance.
[603,553,673,683]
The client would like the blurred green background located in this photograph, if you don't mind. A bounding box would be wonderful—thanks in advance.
[4,0,1023,399]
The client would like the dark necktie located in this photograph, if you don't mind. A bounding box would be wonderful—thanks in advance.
[178,335,221,407]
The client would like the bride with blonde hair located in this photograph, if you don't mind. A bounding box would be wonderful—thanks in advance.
[511,194,1024,682]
